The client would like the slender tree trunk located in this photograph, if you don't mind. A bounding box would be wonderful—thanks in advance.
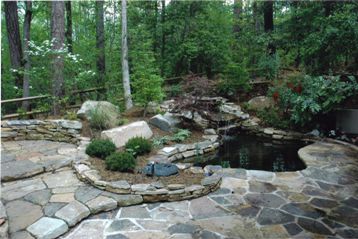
[233,0,242,34]
[51,1,66,115]
[65,1,73,53]
[96,0,106,100]
[161,0,166,76]
[22,1,33,110]
[121,0,133,110]
[264,0,275,55]
[4,1,23,89]
[252,1,260,33]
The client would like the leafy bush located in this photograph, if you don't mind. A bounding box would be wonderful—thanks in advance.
[117,118,129,126]
[125,137,152,156]
[172,129,191,142]
[105,152,136,172]
[269,75,358,126]
[85,139,116,159]
[152,136,171,148]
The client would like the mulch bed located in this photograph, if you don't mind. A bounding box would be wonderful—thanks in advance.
[89,156,204,185]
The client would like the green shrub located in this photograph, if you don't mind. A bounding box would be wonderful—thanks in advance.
[269,75,358,126]
[105,152,136,172]
[85,139,116,159]
[117,118,129,126]
[125,137,152,156]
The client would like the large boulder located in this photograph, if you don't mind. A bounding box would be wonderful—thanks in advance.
[101,121,153,148]
[76,101,120,121]
[149,112,180,132]
[247,96,274,111]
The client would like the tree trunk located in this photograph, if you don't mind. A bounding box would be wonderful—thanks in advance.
[51,1,66,115]
[264,0,275,55]
[65,1,73,53]
[233,0,242,34]
[121,0,133,110]
[252,1,260,33]
[96,0,105,100]
[4,1,23,89]
[22,1,33,111]
[161,0,166,76]
[264,1,274,32]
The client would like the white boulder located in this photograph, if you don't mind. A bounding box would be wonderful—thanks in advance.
[76,100,120,121]
[101,121,153,148]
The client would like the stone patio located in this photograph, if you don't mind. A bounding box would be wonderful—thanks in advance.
[1,139,358,238]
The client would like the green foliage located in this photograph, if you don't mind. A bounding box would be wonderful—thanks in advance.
[167,84,183,98]
[85,139,116,159]
[269,75,358,126]
[152,136,171,148]
[105,152,136,172]
[88,106,119,130]
[64,111,78,120]
[117,118,129,126]
[257,107,290,130]
[217,63,250,96]
[171,129,191,142]
[125,137,152,156]
[257,54,281,80]
[151,129,191,148]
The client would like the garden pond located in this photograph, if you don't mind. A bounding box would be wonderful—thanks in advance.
[186,133,309,172]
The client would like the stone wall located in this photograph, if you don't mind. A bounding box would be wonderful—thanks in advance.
[73,163,221,203]
[1,120,82,144]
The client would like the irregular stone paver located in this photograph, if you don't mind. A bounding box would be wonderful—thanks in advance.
[2,140,358,239]
[257,208,294,225]
[27,217,68,239]
[5,200,43,233]
[43,203,67,217]
[119,205,151,219]
[62,220,108,239]
[281,202,325,219]
[55,201,90,226]
[43,170,81,188]
[24,189,52,206]
[297,217,333,235]
[1,160,44,181]
[189,196,229,219]
[2,178,46,201]
[106,219,141,233]
[75,186,103,204]
[244,193,286,208]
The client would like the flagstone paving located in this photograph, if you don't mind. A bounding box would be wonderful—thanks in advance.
[1,140,358,238]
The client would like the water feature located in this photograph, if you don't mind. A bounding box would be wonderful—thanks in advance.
[188,133,308,172]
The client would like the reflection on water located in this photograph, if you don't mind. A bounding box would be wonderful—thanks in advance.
[191,133,308,172]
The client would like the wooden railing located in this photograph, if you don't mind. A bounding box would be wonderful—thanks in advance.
[1,87,105,119]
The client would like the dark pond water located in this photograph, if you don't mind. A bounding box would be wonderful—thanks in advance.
[189,134,308,172]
